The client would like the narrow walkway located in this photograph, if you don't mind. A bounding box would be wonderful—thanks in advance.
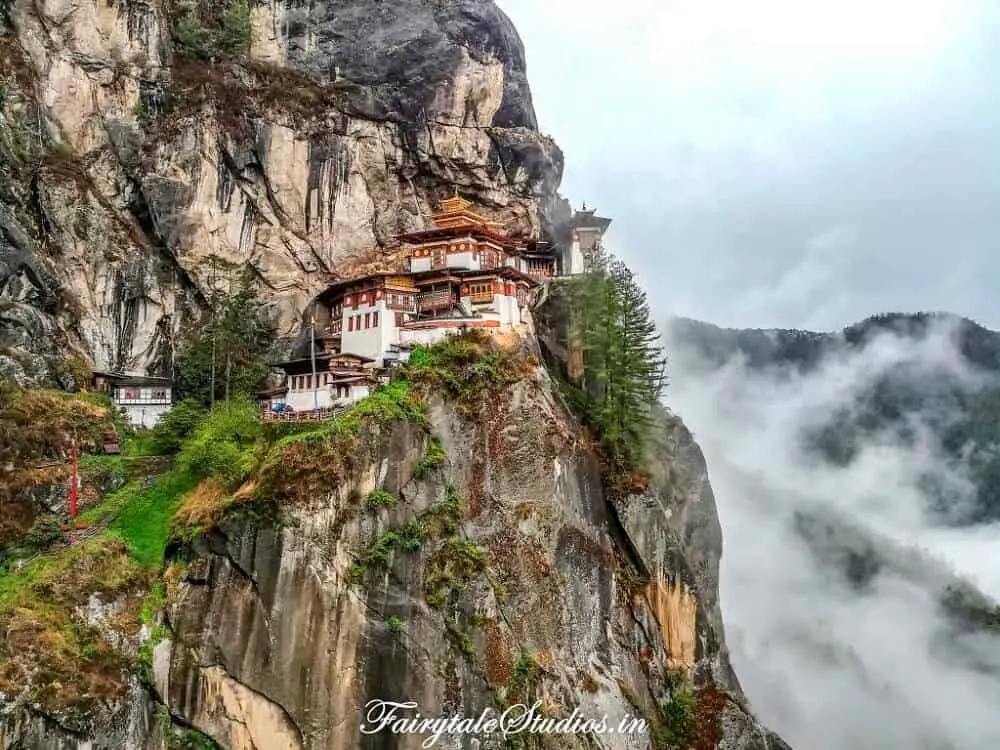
[260,405,351,422]
[9,514,113,574]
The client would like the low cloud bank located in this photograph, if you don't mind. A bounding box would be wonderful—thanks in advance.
[665,317,1000,749]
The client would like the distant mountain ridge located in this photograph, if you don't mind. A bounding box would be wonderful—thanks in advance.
[668,312,1000,374]
[667,312,1000,526]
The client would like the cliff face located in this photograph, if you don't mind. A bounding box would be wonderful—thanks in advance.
[0,0,564,384]
[149,377,787,750]
[1,3,791,748]
[0,329,790,750]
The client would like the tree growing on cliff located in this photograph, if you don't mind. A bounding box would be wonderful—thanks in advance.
[569,250,668,471]
[174,263,276,408]
[219,0,253,56]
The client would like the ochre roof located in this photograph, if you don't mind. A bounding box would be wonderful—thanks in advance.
[431,195,504,232]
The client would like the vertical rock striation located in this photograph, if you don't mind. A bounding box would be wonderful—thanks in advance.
[0,0,563,382]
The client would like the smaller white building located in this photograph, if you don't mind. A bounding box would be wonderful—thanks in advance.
[91,371,173,429]
[561,205,612,275]
[267,353,376,414]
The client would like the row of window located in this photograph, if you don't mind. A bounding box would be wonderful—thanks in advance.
[347,311,380,331]
[387,293,414,308]
[466,282,494,297]
[117,389,169,401]
[291,373,358,391]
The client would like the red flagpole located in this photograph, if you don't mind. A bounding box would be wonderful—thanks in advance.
[68,441,78,519]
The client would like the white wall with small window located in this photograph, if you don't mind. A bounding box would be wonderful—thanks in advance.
[339,297,401,365]
[330,381,371,405]
[285,372,329,411]
[283,371,372,411]
[110,384,172,428]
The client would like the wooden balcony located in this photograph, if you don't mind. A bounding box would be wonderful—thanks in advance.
[417,289,455,312]
[466,291,494,304]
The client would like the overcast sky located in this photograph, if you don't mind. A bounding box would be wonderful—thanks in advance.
[497,0,1000,331]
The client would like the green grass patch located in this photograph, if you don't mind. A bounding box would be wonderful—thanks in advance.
[0,538,148,640]
[108,470,199,567]
[77,479,142,525]
[259,380,429,504]
[423,538,489,609]
[272,380,429,455]
[366,489,398,511]
[413,437,447,479]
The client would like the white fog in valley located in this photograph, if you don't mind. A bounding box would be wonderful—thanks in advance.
[663,321,1000,749]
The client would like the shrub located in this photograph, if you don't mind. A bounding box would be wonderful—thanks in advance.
[176,398,260,486]
[413,438,446,479]
[402,331,533,416]
[423,538,489,609]
[148,399,206,454]
[366,489,397,511]
[172,7,211,59]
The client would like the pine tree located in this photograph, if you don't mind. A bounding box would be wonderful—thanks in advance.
[219,0,253,56]
[608,258,667,466]
[175,264,276,407]
[567,251,668,470]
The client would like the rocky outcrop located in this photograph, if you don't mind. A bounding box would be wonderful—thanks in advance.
[1,2,791,747]
[0,334,790,750]
[0,0,563,383]
[130,345,788,749]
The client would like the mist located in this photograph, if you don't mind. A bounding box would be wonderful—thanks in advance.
[664,317,1000,749]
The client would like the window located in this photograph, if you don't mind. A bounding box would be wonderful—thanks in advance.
[152,389,167,401]
[395,312,404,326]
[365,313,371,329]
[372,312,379,328]
[123,388,139,400]
[348,317,353,332]
[468,282,492,299]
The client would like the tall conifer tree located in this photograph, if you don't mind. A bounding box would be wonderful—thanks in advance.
[568,250,668,469]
